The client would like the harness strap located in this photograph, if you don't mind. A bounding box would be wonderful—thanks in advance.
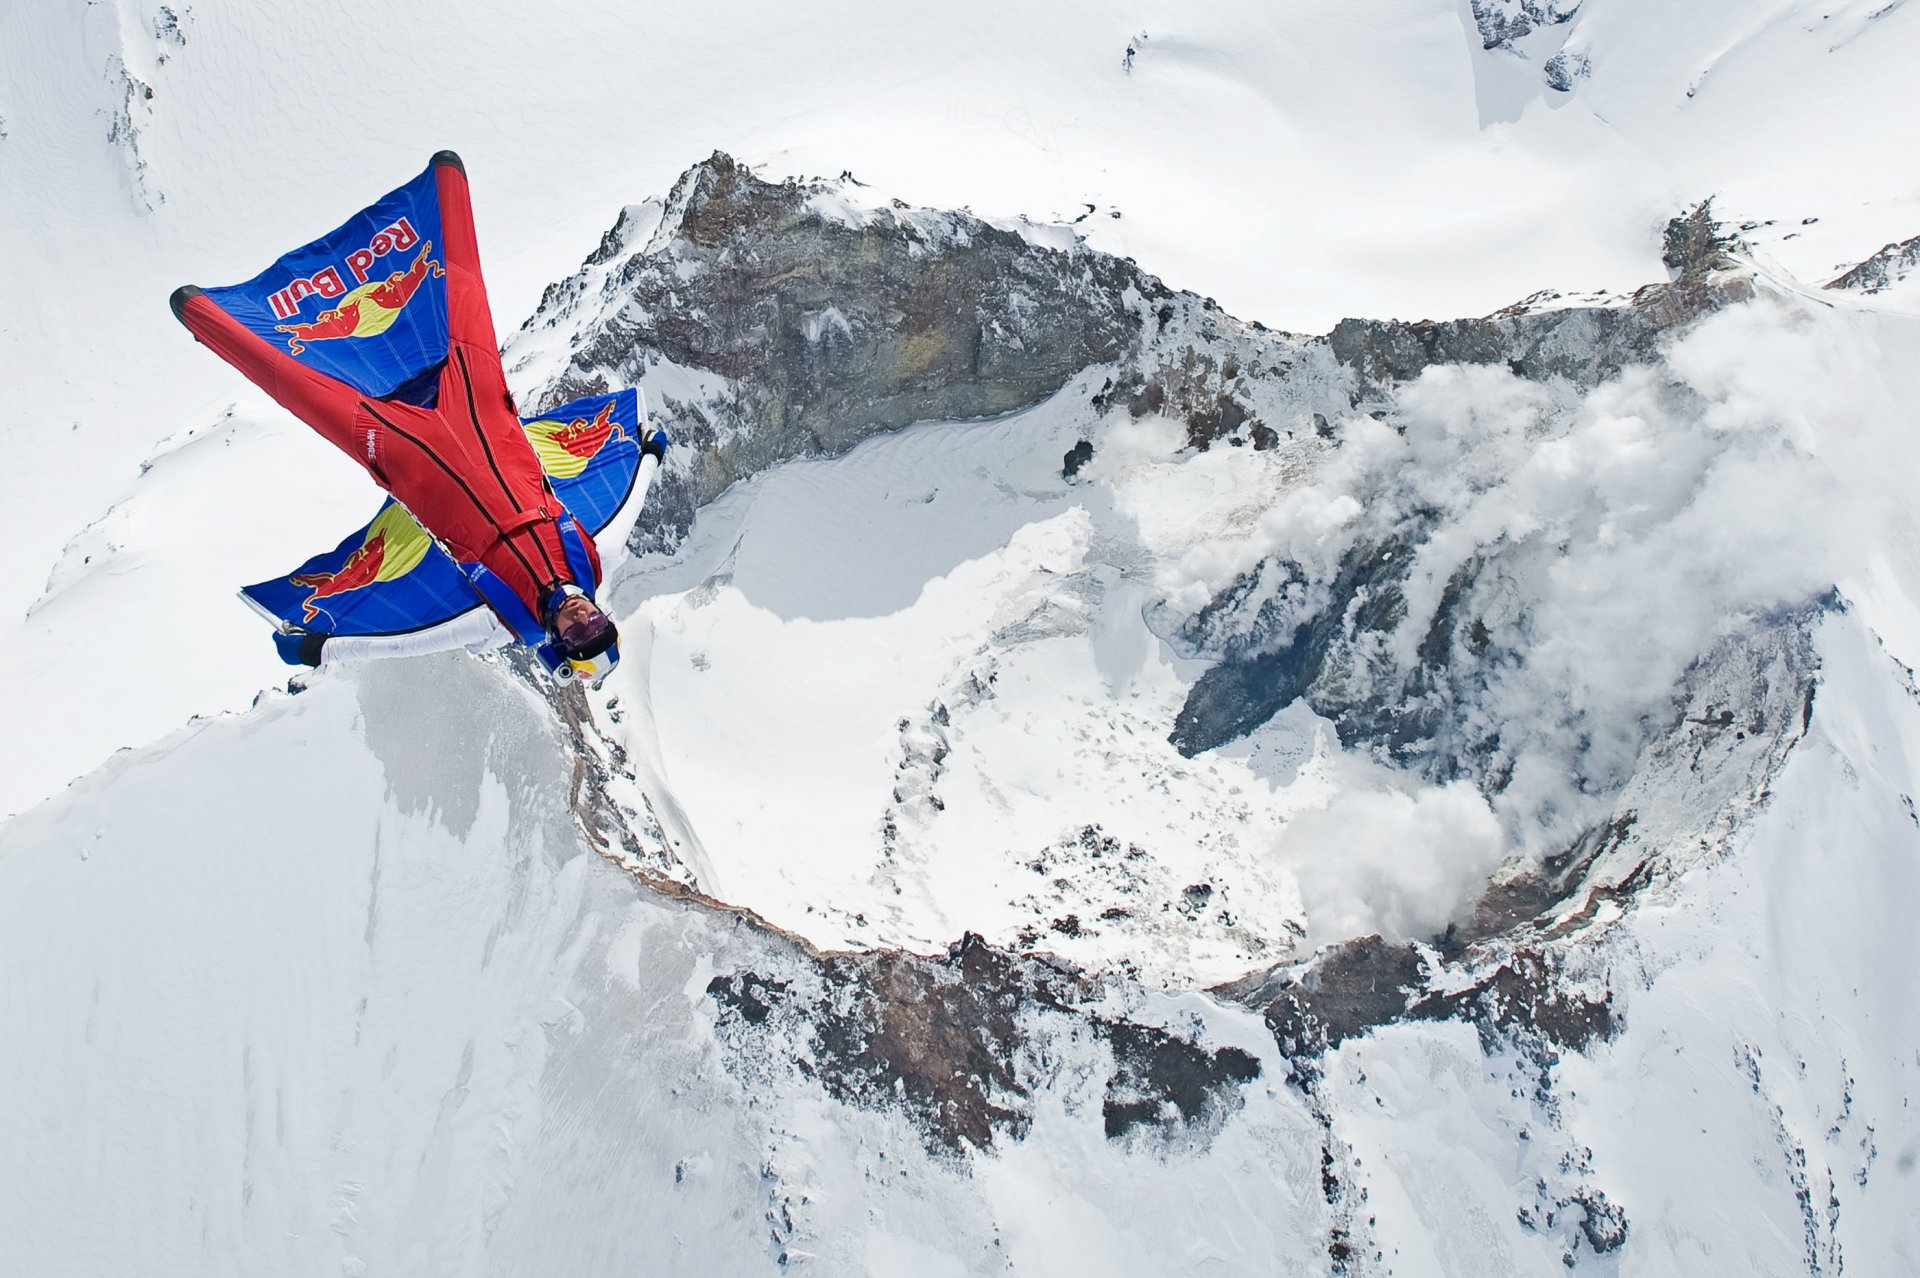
[493,508,550,537]
[555,515,600,595]
[460,562,547,644]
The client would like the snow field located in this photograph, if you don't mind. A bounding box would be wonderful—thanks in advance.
[0,652,1356,1276]
[598,390,1330,982]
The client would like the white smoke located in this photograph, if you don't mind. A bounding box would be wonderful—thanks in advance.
[1234,292,1920,941]
[1283,759,1506,949]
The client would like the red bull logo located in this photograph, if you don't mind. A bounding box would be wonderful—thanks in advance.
[267,217,424,319]
[287,505,433,621]
[524,401,629,479]
[270,218,443,354]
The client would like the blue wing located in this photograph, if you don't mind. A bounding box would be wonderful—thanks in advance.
[241,389,645,637]
[199,162,451,403]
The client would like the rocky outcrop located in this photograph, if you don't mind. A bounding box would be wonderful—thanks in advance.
[1170,205,1767,788]
[516,153,1369,553]
[1323,201,1752,404]
[1468,0,1582,51]
[518,153,1170,549]
[704,933,1260,1154]
[1826,232,1920,294]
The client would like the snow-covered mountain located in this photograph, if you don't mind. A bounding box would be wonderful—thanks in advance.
[4,2,1920,1274]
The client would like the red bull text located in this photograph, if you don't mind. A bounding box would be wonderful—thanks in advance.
[267,217,423,320]
[272,238,443,354]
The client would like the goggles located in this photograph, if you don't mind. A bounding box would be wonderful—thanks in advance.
[555,608,616,660]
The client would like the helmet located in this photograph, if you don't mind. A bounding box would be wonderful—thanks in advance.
[556,643,620,686]
[544,584,620,686]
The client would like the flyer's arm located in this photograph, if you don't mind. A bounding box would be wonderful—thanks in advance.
[169,286,365,456]
[594,453,661,581]
[318,607,510,666]
[590,389,665,580]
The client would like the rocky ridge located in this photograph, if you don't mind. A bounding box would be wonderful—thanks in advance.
[512,155,1899,1195]
[1826,231,1920,294]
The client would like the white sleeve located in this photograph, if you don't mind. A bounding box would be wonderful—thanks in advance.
[595,453,661,580]
[316,607,512,666]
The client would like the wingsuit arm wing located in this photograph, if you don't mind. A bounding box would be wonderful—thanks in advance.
[316,607,511,667]
[171,285,367,455]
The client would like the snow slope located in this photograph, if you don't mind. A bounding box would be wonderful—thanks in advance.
[3,506,1916,1275]
[603,388,1326,984]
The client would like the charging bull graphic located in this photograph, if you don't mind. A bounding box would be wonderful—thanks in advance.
[287,502,435,622]
[523,401,629,479]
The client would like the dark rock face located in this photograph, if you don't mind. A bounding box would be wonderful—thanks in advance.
[1093,332,1298,452]
[1662,199,1744,280]
[1217,935,1430,1058]
[1171,535,1428,759]
[521,153,1166,548]
[1102,1019,1261,1139]
[1827,232,1920,294]
[1169,204,1771,782]
[1061,438,1094,479]
[1325,204,1753,403]
[1214,933,1612,1060]
[519,153,1354,559]
[1204,596,1824,1086]
[1542,49,1590,92]
[1326,275,1753,397]
[705,933,1261,1154]
[1468,0,1580,51]
[1576,1191,1630,1254]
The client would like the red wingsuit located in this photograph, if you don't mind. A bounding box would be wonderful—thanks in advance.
[172,153,598,632]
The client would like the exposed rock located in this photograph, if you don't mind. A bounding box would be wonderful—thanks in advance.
[1826,232,1920,294]
[706,932,1262,1154]
[1326,280,1749,396]
[1102,1018,1261,1138]
[518,152,1363,556]
[1171,535,1424,759]
[1542,49,1590,92]
[1061,438,1094,479]
[520,153,1168,550]
[1168,205,1787,830]
[1517,1176,1632,1263]
[1468,0,1581,51]
[1663,198,1744,280]
[1204,601,1822,1061]
[1216,929,1614,1070]
[1324,205,1753,400]
[1216,935,1429,1057]
[1409,950,1614,1050]
[1575,1189,1630,1254]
